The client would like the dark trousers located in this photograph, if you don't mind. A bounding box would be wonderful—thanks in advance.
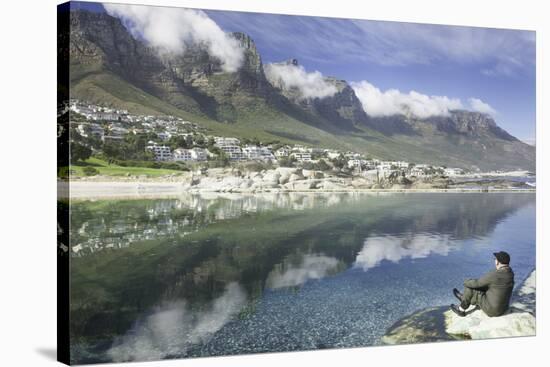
[460,287,484,310]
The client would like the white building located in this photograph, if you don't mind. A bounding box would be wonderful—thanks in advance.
[219,145,243,161]
[344,152,361,159]
[172,148,193,161]
[242,145,262,160]
[157,132,172,142]
[326,151,341,160]
[291,152,312,162]
[70,103,95,116]
[378,161,393,170]
[275,147,290,158]
[292,145,309,153]
[213,137,243,160]
[77,123,104,139]
[214,137,240,147]
[241,146,275,161]
[392,161,409,169]
[444,167,465,176]
[102,126,128,143]
[347,159,364,169]
[94,111,121,121]
[259,147,275,161]
[146,142,172,161]
[410,167,428,177]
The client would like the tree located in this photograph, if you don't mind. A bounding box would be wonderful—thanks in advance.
[315,159,331,171]
[71,142,92,163]
[103,142,121,160]
[208,150,230,167]
[168,135,191,150]
[278,156,296,167]
[195,135,207,148]
[331,154,347,170]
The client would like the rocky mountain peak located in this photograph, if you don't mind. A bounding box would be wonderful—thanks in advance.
[230,32,264,76]
[428,110,518,141]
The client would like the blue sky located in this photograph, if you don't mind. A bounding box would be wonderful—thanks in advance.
[72,2,536,143]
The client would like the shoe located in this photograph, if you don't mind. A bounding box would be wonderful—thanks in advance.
[450,304,466,317]
[453,288,463,302]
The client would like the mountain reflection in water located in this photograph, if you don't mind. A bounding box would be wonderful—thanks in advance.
[68,193,535,364]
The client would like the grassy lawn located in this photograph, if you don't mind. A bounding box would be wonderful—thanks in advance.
[71,157,185,177]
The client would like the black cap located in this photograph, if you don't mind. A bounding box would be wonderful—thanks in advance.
[493,251,511,265]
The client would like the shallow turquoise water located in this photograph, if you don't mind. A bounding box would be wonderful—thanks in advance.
[68,192,535,363]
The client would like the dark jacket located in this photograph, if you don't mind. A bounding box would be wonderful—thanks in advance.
[464,266,515,316]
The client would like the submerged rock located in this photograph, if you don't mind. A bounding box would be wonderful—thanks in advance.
[382,306,455,345]
[382,269,536,345]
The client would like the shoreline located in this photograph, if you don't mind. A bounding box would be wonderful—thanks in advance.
[60,181,536,200]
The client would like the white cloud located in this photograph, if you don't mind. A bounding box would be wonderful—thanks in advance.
[264,62,338,99]
[104,4,244,72]
[351,80,498,119]
[468,98,497,117]
[351,80,463,118]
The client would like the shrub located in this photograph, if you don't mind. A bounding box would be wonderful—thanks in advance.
[82,166,100,176]
[58,166,70,180]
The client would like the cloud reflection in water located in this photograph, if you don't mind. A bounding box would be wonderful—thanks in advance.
[107,282,247,362]
[354,233,452,271]
[266,254,341,289]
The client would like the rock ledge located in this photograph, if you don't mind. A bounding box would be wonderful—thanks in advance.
[382,270,536,345]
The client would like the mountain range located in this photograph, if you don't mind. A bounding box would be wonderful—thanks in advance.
[66,10,535,171]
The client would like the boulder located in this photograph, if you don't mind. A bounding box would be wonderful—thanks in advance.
[302,169,315,178]
[351,178,371,189]
[275,167,296,185]
[320,180,348,191]
[239,179,253,189]
[262,170,281,185]
[283,180,316,191]
[445,307,535,339]
[288,173,303,182]
[382,269,536,344]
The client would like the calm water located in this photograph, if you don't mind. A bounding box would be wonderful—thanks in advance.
[68,193,536,364]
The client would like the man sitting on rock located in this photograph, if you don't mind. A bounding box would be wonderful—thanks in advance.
[451,251,514,317]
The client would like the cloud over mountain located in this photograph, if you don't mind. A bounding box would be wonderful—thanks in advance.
[104,3,244,72]
[351,80,497,119]
[468,98,497,117]
[264,62,338,100]
[351,81,463,118]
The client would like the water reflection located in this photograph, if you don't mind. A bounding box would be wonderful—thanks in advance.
[70,193,366,257]
[354,233,452,271]
[69,193,535,364]
[266,254,343,289]
[108,282,247,362]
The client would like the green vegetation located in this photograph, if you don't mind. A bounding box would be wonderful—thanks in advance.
[70,157,185,177]
[82,166,99,176]
[71,142,92,163]
[278,156,296,167]
[302,159,331,171]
